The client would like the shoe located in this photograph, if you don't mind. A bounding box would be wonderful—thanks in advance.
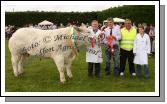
[114,67,120,76]
[132,73,136,76]
[145,76,150,80]
[120,72,124,76]
[95,75,101,78]
[106,72,110,76]
[88,74,93,78]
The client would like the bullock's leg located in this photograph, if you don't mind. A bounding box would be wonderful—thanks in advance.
[11,54,21,77]
[66,54,75,79]
[53,56,66,83]
[66,60,73,79]
[18,55,25,75]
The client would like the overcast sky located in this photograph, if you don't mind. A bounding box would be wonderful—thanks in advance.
[5,5,123,12]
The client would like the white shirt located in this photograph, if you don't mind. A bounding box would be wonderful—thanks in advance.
[103,26,121,45]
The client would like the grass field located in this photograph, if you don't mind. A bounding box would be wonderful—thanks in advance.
[5,39,155,92]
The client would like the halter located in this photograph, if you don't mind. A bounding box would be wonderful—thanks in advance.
[67,27,103,56]
[68,27,79,56]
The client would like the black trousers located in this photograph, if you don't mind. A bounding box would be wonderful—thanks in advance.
[120,48,135,74]
[88,62,100,77]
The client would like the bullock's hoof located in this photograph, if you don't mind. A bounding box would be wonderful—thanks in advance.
[14,75,19,77]
[60,79,66,84]
[67,76,73,80]
[14,73,19,77]
[18,72,24,76]
[60,81,66,84]
[14,72,24,78]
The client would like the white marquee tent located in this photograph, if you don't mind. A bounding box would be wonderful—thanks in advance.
[38,20,53,26]
[103,17,125,25]
[113,17,125,22]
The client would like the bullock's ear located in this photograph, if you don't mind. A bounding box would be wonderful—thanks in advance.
[80,23,87,29]
[73,26,83,32]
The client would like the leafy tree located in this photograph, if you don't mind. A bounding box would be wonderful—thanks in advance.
[5,5,155,27]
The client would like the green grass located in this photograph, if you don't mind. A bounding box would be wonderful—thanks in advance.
[5,39,155,92]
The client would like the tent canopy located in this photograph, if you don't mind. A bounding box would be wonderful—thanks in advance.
[113,17,125,22]
[103,17,125,25]
[38,20,53,26]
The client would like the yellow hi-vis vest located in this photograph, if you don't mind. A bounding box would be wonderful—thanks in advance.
[120,27,137,50]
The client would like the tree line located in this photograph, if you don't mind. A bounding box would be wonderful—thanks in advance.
[5,5,155,27]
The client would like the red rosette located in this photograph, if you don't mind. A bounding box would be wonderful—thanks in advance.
[90,37,94,48]
[107,36,113,48]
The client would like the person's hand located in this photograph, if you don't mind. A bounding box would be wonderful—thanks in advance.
[112,36,117,40]
[99,33,103,38]
[88,34,94,38]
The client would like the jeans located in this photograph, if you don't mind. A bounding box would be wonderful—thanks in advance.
[136,64,150,79]
[105,45,119,76]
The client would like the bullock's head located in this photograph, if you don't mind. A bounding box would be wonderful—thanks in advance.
[71,24,92,46]
[73,24,91,36]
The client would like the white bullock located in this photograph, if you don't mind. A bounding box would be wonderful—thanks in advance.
[8,26,92,83]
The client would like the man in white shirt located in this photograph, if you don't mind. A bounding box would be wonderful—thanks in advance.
[103,17,121,76]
